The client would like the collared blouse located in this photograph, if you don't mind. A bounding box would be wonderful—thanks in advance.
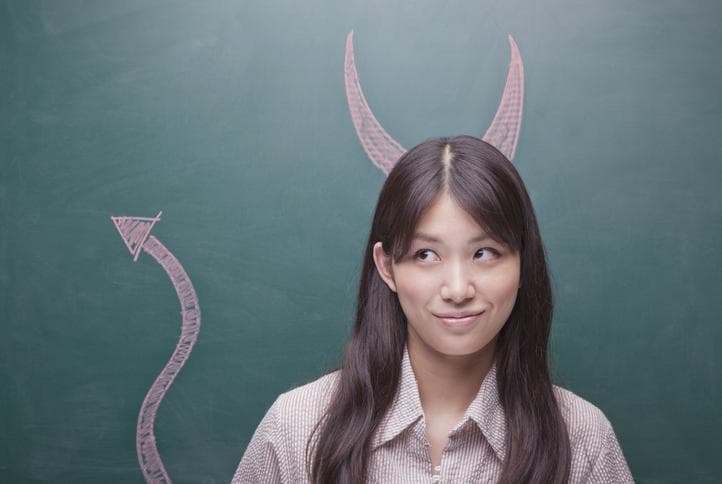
[233,347,633,483]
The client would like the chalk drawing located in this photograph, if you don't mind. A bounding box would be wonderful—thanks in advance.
[106,31,525,483]
[344,31,525,173]
[111,211,201,484]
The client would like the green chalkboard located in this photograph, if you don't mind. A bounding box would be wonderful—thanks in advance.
[2,1,721,483]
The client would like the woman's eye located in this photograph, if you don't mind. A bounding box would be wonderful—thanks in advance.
[475,248,500,260]
[414,249,440,261]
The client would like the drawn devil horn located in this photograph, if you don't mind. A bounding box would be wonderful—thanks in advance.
[344,31,406,175]
[344,31,525,175]
[483,35,525,162]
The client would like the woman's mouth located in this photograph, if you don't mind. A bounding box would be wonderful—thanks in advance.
[434,311,484,329]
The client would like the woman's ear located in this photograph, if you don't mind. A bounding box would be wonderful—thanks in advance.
[372,241,397,293]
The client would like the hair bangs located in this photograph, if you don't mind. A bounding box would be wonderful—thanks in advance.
[374,142,447,261]
[447,139,525,253]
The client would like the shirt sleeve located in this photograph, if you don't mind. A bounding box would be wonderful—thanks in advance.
[587,417,634,483]
[231,397,286,484]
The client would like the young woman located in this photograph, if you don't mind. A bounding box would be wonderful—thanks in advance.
[232,136,633,483]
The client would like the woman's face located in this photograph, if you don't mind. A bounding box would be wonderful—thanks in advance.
[373,193,521,360]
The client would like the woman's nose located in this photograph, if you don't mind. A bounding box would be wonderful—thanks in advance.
[440,262,476,302]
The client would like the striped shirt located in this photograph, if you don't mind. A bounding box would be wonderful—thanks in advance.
[233,347,633,483]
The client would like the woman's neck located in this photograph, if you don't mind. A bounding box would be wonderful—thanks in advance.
[407,338,496,418]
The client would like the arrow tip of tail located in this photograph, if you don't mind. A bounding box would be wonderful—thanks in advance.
[110,211,162,261]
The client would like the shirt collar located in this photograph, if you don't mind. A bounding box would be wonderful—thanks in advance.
[370,345,425,451]
[371,344,507,461]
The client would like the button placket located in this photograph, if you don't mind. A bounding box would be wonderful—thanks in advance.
[431,463,442,482]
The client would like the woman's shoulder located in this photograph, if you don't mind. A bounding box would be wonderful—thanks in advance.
[553,384,611,430]
[552,383,633,482]
[259,369,341,453]
[273,369,340,422]
[232,370,342,483]
[552,384,614,453]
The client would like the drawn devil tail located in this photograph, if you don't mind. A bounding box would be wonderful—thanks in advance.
[112,212,201,484]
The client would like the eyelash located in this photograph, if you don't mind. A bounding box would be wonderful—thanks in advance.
[413,248,500,261]
[413,250,433,261]
[476,248,501,259]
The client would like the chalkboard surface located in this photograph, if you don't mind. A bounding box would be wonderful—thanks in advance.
[2,1,721,483]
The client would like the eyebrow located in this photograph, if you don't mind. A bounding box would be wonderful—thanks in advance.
[411,232,492,245]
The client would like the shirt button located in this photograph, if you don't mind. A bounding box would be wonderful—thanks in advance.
[434,465,441,472]
[431,476,440,483]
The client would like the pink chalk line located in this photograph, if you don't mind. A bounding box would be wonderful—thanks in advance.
[344,31,525,174]
[111,212,201,484]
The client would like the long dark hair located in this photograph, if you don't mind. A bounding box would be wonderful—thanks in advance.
[307,135,571,483]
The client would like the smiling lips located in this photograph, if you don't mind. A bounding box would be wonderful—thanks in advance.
[435,311,485,328]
